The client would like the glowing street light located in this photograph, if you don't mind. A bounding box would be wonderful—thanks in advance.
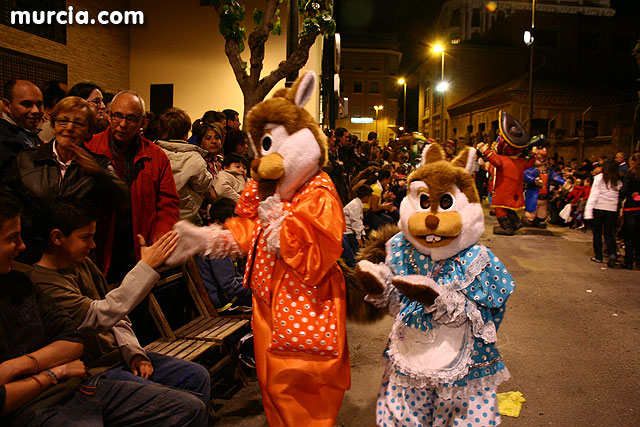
[374,105,383,133]
[397,78,407,132]
[433,44,447,140]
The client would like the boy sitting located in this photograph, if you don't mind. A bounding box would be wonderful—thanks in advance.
[198,198,252,314]
[343,184,373,255]
[213,153,248,202]
[29,198,211,406]
[0,194,206,426]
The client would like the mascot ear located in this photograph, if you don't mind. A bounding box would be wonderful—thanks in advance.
[293,71,316,107]
[421,142,445,165]
[452,147,477,174]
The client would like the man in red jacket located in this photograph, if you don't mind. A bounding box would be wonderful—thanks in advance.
[85,90,179,282]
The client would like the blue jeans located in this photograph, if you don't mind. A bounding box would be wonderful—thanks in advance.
[27,374,207,427]
[101,351,210,406]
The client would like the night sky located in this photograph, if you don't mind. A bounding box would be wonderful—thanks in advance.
[334,0,640,131]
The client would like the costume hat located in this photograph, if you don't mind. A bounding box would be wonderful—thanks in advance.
[499,111,531,148]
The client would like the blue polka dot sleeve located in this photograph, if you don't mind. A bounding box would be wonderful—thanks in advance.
[461,248,515,309]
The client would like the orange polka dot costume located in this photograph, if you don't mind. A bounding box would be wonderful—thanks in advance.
[167,72,350,426]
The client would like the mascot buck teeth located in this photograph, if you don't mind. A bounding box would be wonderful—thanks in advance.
[167,71,349,427]
[355,143,515,427]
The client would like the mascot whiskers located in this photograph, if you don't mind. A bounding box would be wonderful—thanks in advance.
[355,143,515,427]
[168,71,349,427]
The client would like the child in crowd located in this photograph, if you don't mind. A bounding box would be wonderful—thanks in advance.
[0,195,206,426]
[198,198,252,314]
[343,184,373,255]
[28,199,211,406]
[213,153,248,202]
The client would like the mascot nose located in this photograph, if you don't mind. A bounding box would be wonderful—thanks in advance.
[425,214,440,230]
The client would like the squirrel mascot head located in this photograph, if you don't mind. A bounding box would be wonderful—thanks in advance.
[399,144,484,261]
[245,71,327,201]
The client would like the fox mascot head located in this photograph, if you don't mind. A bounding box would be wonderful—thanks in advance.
[245,71,327,201]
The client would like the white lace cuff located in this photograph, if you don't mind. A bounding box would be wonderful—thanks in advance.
[205,228,245,259]
[364,280,401,316]
[258,194,286,254]
[428,290,468,327]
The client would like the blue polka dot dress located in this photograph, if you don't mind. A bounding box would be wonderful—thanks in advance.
[373,233,515,427]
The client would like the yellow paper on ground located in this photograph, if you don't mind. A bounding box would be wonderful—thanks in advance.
[497,391,526,417]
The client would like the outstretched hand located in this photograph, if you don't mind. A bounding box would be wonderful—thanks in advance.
[139,231,179,269]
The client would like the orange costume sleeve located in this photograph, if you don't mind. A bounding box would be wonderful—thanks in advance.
[280,186,345,287]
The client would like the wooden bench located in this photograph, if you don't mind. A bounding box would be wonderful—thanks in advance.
[144,258,250,381]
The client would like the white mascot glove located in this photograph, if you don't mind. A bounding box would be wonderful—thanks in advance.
[258,194,287,254]
[165,220,244,265]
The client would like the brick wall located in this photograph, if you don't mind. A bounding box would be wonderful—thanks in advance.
[0,0,129,92]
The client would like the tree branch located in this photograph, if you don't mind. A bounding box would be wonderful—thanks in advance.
[224,38,249,91]
[247,0,279,87]
[258,32,319,99]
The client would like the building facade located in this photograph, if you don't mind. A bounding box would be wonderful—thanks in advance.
[335,35,402,144]
[418,0,639,159]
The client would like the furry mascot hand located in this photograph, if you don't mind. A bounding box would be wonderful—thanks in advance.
[391,275,441,308]
[355,260,392,295]
[258,194,287,254]
[165,220,243,265]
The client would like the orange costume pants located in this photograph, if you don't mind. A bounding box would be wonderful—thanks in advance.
[251,276,350,426]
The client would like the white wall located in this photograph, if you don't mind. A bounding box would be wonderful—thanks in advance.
[130,0,323,124]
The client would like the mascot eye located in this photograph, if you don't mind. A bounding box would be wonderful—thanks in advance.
[262,135,272,151]
[439,193,455,211]
[419,194,430,210]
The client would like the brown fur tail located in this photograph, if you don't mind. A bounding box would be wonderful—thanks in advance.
[341,224,400,323]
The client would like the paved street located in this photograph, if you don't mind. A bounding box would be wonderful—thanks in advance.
[214,210,640,426]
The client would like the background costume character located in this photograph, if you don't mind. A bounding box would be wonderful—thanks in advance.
[523,148,566,228]
[477,111,539,235]
[167,72,349,427]
[354,144,514,427]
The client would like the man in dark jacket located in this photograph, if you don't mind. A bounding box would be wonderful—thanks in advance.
[0,80,44,179]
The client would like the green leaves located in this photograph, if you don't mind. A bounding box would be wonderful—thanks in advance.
[215,0,335,51]
[253,8,263,27]
[298,0,335,37]
[219,1,247,51]
[271,16,282,35]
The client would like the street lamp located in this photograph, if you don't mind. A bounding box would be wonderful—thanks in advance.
[398,78,407,133]
[433,44,447,141]
[525,0,536,136]
[374,105,383,134]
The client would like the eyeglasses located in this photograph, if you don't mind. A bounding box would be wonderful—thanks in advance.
[55,119,88,128]
[110,112,144,124]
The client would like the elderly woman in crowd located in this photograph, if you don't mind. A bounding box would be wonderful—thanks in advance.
[155,107,213,225]
[2,96,127,262]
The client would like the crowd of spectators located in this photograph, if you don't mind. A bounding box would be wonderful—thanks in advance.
[1,75,638,424]
[474,148,640,269]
